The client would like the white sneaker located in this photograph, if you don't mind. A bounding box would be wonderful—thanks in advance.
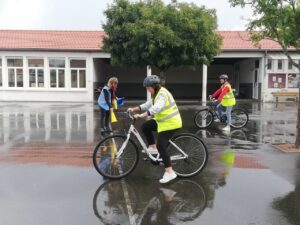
[159,171,177,184]
[142,146,159,155]
[222,125,231,131]
[214,118,220,122]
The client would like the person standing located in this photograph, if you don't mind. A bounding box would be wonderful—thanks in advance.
[98,77,118,134]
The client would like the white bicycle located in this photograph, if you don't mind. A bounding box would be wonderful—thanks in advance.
[93,112,208,179]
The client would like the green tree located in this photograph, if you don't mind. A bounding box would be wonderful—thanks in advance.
[229,0,300,147]
[102,0,222,83]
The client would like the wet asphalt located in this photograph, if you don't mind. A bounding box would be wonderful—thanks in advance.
[0,101,299,225]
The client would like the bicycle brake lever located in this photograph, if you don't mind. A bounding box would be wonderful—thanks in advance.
[127,111,137,122]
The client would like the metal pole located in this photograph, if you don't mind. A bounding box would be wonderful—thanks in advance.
[147,65,151,101]
[295,82,300,148]
[202,64,208,106]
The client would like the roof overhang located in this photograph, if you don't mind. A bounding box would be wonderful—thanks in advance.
[267,53,300,60]
[0,48,102,53]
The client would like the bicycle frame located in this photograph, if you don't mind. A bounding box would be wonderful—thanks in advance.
[207,100,233,121]
[207,101,219,119]
[116,114,188,162]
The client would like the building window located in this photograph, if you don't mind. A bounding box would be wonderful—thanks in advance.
[267,59,272,70]
[0,58,2,87]
[28,58,44,88]
[297,60,300,70]
[277,59,283,70]
[288,60,293,70]
[255,60,259,69]
[49,58,65,88]
[70,59,86,88]
[7,58,23,87]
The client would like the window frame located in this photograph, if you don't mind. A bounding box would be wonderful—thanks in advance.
[49,58,66,89]
[0,58,2,87]
[288,60,293,70]
[267,59,272,70]
[70,59,86,89]
[7,57,24,88]
[28,58,45,88]
[277,59,283,71]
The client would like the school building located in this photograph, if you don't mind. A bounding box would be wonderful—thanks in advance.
[0,30,299,102]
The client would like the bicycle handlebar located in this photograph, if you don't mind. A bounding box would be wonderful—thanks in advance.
[124,111,137,125]
[127,111,135,120]
[208,97,218,103]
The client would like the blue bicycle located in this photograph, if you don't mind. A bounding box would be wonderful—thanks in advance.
[194,98,249,129]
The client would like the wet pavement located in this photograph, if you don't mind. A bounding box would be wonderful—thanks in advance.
[0,101,300,225]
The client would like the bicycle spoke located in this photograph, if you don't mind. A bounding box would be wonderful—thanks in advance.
[93,135,139,179]
[168,134,208,177]
[231,109,248,128]
[194,109,213,128]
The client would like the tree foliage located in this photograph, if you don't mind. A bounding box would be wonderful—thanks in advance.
[229,0,300,68]
[103,0,222,74]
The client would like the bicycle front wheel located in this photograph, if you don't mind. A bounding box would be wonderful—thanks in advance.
[93,135,139,179]
[230,108,249,128]
[167,134,208,178]
[194,109,213,128]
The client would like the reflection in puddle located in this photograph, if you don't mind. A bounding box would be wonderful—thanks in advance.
[0,104,94,145]
[93,179,207,225]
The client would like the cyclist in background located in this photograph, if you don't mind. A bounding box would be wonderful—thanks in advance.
[210,74,236,131]
[127,75,182,184]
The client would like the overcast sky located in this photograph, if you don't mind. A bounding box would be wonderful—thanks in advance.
[0,0,252,30]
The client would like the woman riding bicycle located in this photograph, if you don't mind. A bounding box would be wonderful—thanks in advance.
[127,75,182,184]
[210,74,236,131]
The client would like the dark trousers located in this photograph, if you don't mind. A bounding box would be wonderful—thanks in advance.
[100,108,110,129]
[141,119,178,168]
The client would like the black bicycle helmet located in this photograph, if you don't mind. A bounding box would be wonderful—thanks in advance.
[143,75,161,87]
[219,74,229,80]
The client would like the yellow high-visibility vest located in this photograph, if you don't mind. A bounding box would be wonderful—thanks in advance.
[221,83,236,107]
[153,87,182,133]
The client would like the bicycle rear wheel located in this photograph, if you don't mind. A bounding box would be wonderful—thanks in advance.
[230,108,249,128]
[194,109,214,128]
[167,134,208,178]
[93,135,139,179]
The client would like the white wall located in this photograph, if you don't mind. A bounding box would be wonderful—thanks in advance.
[264,58,300,102]
[0,51,108,102]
